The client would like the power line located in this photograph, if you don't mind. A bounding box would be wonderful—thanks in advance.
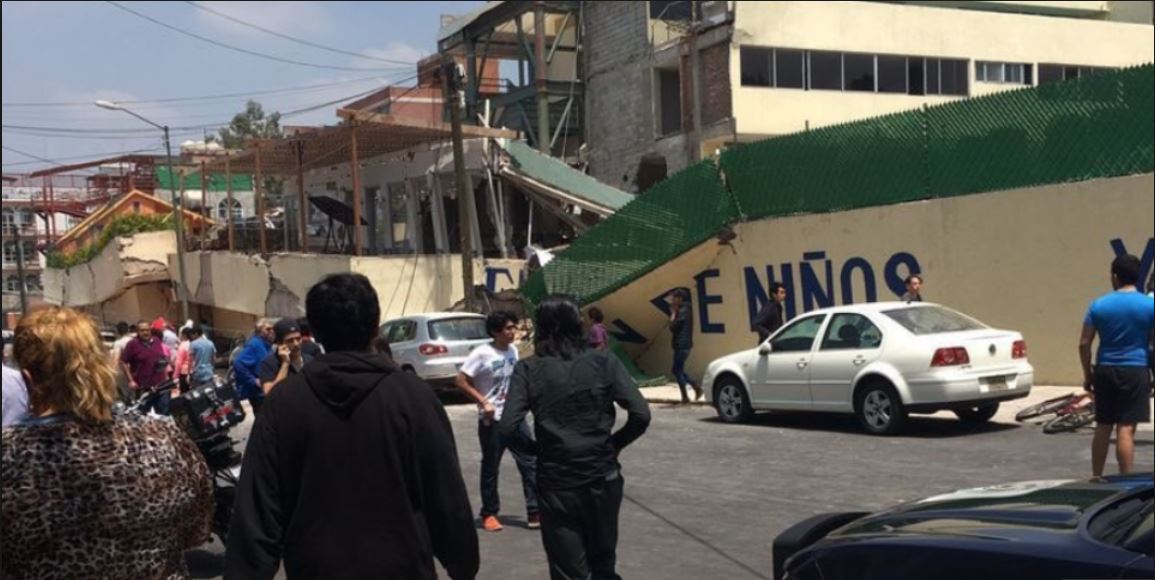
[183,1,418,67]
[2,75,391,108]
[2,74,418,137]
[3,77,418,148]
[2,145,57,165]
[2,146,165,168]
[105,1,412,73]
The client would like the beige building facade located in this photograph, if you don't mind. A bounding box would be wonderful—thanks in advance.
[585,0,1154,188]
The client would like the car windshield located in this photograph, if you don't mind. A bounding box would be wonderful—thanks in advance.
[428,318,488,341]
[883,306,987,335]
[1087,491,1153,549]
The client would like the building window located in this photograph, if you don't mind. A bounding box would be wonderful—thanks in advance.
[657,69,683,136]
[740,47,772,88]
[877,55,908,94]
[25,275,41,292]
[1038,64,1113,85]
[843,52,875,92]
[775,49,806,89]
[926,58,969,96]
[217,198,243,221]
[132,201,142,214]
[4,276,20,293]
[809,51,843,91]
[976,61,1032,85]
[650,0,693,21]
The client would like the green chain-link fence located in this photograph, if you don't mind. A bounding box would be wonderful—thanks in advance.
[524,64,1154,306]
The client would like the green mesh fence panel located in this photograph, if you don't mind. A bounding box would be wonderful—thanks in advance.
[524,162,734,305]
[721,110,927,219]
[525,65,1154,307]
[926,65,1154,196]
[610,338,668,388]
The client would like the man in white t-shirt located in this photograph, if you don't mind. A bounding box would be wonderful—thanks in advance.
[455,311,538,533]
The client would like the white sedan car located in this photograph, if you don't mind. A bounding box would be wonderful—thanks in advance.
[702,303,1034,434]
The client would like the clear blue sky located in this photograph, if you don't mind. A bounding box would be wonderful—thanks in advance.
[2,0,483,172]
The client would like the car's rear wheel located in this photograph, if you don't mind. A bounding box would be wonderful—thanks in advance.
[714,376,753,424]
[855,381,907,435]
[955,403,999,425]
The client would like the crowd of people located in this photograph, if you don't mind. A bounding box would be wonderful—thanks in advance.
[1,273,652,580]
[0,255,1148,580]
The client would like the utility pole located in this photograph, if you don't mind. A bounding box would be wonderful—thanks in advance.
[688,0,703,163]
[534,1,550,154]
[15,224,29,316]
[443,56,476,311]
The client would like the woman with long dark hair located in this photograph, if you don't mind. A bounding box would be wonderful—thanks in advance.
[500,295,652,580]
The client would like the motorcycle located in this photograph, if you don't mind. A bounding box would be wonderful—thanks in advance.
[119,376,245,544]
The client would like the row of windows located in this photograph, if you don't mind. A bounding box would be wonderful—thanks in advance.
[3,275,41,293]
[740,47,969,96]
[741,47,1116,95]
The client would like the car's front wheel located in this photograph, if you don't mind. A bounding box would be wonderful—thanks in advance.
[855,382,907,435]
[955,403,999,425]
[714,376,754,424]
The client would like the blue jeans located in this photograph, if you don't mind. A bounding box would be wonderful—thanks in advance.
[672,349,696,401]
[479,419,539,518]
[144,390,172,416]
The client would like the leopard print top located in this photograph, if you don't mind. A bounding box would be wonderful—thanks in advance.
[1,414,214,580]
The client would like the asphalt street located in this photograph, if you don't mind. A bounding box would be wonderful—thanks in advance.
[190,395,1154,580]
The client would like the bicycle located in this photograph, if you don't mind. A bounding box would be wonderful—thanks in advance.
[1015,391,1096,434]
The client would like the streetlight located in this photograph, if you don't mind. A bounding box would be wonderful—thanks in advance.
[95,100,190,322]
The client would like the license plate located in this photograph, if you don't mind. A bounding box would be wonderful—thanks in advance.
[986,376,1009,391]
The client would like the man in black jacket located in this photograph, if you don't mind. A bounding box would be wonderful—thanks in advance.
[501,294,651,580]
[226,273,479,580]
[751,282,788,345]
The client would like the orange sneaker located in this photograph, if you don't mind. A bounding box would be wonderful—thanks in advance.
[527,514,541,530]
[482,515,504,532]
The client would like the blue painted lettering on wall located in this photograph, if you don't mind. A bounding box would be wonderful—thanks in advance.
[745,264,797,325]
[609,319,648,345]
[740,252,919,335]
[1110,238,1154,290]
[483,267,525,292]
[695,269,726,333]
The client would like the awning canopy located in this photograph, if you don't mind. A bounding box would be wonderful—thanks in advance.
[205,110,517,175]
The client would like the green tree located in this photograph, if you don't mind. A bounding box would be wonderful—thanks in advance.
[217,100,284,198]
[217,100,283,148]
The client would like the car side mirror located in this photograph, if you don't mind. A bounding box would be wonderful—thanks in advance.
[759,343,773,356]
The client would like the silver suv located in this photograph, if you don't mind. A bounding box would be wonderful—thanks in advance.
[379,313,492,385]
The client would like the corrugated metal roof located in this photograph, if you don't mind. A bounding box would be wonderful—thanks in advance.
[499,139,633,214]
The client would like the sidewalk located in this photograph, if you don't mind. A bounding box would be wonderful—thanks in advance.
[639,384,1154,433]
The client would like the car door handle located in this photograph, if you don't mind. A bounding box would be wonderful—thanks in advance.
[797,361,809,370]
[853,358,867,366]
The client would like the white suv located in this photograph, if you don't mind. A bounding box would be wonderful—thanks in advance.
[379,313,492,385]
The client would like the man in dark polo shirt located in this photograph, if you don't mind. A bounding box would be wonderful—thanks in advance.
[120,319,172,414]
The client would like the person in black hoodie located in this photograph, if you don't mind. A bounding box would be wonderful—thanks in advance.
[225,273,479,580]
[500,294,652,580]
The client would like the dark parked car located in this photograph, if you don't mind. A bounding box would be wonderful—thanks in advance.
[774,474,1154,580]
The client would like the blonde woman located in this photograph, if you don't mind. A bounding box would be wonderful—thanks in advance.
[1,307,213,580]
